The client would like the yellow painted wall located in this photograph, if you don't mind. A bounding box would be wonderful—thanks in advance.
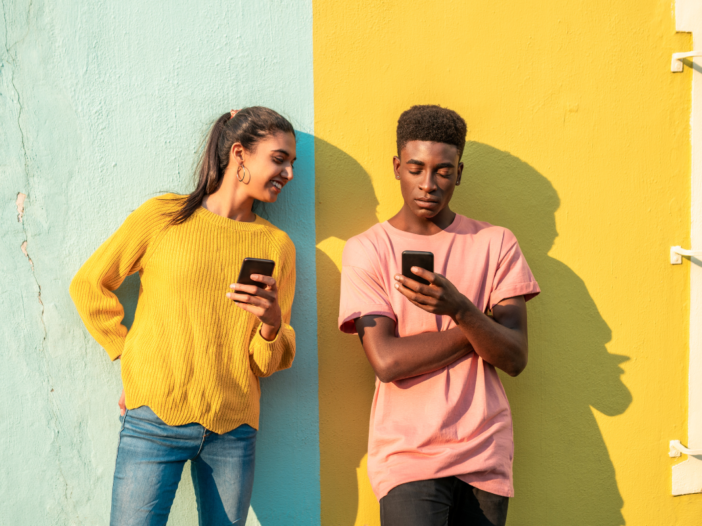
[314,1,701,524]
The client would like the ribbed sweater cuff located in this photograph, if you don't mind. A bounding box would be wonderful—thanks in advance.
[261,321,288,343]
[249,322,295,376]
[104,338,125,361]
[253,322,291,354]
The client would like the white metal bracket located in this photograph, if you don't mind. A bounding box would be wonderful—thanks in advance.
[671,0,702,498]
[672,51,702,72]
[670,246,702,264]
[670,440,702,457]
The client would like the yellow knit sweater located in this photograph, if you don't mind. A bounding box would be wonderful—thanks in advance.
[70,194,296,433]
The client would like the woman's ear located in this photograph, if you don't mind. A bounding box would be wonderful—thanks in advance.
[231,142,245,165]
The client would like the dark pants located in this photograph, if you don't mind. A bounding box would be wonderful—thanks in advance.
[380,477,509,526]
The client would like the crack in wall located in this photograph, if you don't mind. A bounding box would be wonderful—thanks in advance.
[17,198,47,369]
[5,62,31,194]
[18,200,79,523]
[1,0,9,56]
[2,0,34,55]
[3,0,35,188]
[5,2,79,518]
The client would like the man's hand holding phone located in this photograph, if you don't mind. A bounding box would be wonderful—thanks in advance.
[394,267,478,323]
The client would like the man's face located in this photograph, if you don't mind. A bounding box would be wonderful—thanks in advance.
[393,140,463,220]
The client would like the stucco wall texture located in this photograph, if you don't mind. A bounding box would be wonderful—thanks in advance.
[1,1,317,524]
[3,0,702,525]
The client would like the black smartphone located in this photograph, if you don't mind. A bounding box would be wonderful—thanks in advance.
[236,258,276,287]
[402,251,434,286]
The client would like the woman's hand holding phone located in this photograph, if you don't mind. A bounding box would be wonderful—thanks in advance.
[227,275,282,341]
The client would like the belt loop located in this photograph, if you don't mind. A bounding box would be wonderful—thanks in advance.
[195,424,208,458]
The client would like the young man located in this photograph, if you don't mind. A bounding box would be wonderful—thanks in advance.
[338,105,540,526]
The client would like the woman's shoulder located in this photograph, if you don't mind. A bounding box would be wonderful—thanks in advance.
[131,193,185,216]
[255,216,295,254]
[152,193,187,211]
[118,193,184,231]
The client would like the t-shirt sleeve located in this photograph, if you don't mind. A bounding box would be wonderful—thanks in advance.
[489,228,541,309]
[338,236,396,334]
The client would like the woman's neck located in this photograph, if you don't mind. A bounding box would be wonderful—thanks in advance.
[203,169,256,222]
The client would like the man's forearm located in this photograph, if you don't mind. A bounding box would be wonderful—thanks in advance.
[454,299,527,377]
[389,327,472,381]
[390,266,529,378]
[357,319,473,382]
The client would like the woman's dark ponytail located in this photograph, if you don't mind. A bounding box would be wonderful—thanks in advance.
[168,107,294,226]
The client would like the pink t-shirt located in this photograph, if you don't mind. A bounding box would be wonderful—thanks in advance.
[338,214,540,500]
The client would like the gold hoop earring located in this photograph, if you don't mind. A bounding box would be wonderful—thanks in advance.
[237,164,249,183]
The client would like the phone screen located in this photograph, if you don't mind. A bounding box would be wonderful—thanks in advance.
[236,258,276,287]
[401,251,434,286]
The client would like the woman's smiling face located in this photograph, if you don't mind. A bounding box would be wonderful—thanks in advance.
[235,131,296,203]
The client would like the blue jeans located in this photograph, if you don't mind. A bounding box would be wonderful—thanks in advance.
[110,406,256,526]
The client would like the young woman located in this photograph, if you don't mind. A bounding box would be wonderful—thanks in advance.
[70,107,298,525]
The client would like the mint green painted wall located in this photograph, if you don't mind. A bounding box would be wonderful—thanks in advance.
[0,1,318,524]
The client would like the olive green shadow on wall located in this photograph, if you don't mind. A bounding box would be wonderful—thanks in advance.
[455,142,632,526]
[315,136,380,526]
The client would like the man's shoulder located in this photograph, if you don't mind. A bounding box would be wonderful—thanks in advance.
[455,214,513,240]
[342,223,387,266]
[346,222,386,246]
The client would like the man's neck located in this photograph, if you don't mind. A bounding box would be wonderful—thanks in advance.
[387,205,456,235]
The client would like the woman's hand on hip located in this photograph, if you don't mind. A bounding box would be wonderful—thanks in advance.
[118,389,126,416]
[227,275,282,341]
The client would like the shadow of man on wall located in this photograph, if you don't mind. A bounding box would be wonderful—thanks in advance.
[316,138,632,526]
[315,137,380,525]
[455,142,632,526]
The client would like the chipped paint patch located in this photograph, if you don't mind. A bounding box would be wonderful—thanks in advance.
[21,240,34,271]
[16,193,26,222]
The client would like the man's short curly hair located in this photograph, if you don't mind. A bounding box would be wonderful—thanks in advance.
[396,105,467,159]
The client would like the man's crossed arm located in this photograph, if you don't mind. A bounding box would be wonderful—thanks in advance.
[355,267,528,383]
